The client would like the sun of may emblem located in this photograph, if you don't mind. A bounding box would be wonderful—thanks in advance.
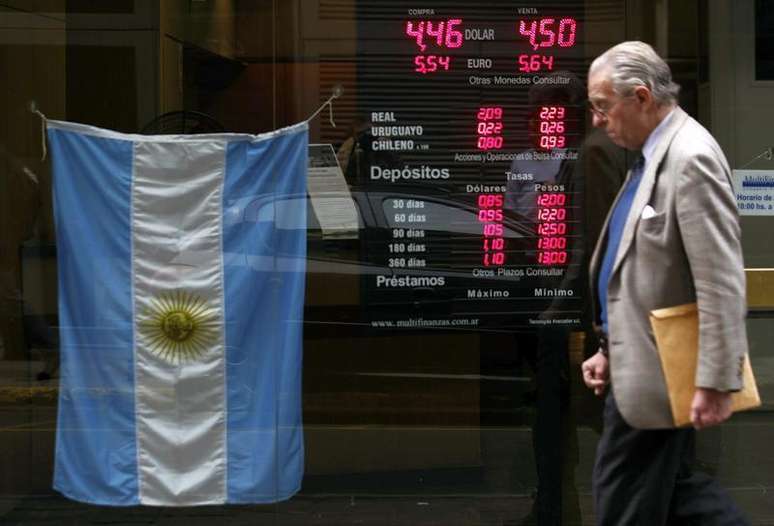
[139,291,218,362]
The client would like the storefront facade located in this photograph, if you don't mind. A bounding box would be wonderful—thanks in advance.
[1,1,773,524]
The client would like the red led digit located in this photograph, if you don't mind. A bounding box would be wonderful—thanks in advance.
[438,56,451,70]
[426,20,445,46]
[414,56,426,74]
[445,19,463,48]
[538,18,556,48]
[518,19,539,50]
[517,55,529,72]
[557,18,577,47]
[406,21,426,51]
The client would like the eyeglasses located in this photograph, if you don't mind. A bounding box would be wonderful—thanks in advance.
[588,94,634,119]
[587,99,611,118]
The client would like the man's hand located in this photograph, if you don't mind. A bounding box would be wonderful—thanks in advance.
[582,351,609,396]
[690,388,733,429]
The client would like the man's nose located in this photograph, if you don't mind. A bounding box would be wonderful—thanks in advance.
[592,113,606,128]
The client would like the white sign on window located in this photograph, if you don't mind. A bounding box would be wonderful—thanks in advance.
[731,170,774,216]
[307,144,359,238]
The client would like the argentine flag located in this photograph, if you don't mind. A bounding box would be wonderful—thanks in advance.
[47,120,308,506]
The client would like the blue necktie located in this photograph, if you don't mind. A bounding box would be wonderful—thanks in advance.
[597,155,645,333]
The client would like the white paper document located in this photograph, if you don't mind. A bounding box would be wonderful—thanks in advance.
[307,144,359,238]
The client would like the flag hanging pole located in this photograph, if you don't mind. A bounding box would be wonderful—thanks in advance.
[29,100,47,161]
[305,85,343,128]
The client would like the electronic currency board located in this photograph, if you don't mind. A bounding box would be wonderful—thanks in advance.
[342,1,589,329]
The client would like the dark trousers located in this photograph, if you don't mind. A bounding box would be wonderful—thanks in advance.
[593,392,749,526]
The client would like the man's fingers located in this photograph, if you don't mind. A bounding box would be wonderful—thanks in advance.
[581,354,608,393]
[587,378,607,397]
[692,407,723,429]
[581,367,594,388]
[691,388,734,429]
[583,372,606,389]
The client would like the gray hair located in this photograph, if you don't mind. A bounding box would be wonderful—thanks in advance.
[589,41,680,105]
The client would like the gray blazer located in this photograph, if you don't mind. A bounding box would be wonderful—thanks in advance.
[589,107,748,429]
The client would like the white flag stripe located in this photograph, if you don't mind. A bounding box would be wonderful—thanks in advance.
[132,141,227,505]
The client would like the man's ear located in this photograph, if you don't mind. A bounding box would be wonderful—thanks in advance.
[633,85,653,107]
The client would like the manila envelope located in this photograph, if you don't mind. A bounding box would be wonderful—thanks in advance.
[649,302,761,427]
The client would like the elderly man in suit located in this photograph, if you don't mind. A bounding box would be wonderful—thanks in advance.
[581,41,750,525]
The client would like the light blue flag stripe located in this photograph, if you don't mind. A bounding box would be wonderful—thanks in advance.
[49,129,139,505]
[223,132,307,502]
